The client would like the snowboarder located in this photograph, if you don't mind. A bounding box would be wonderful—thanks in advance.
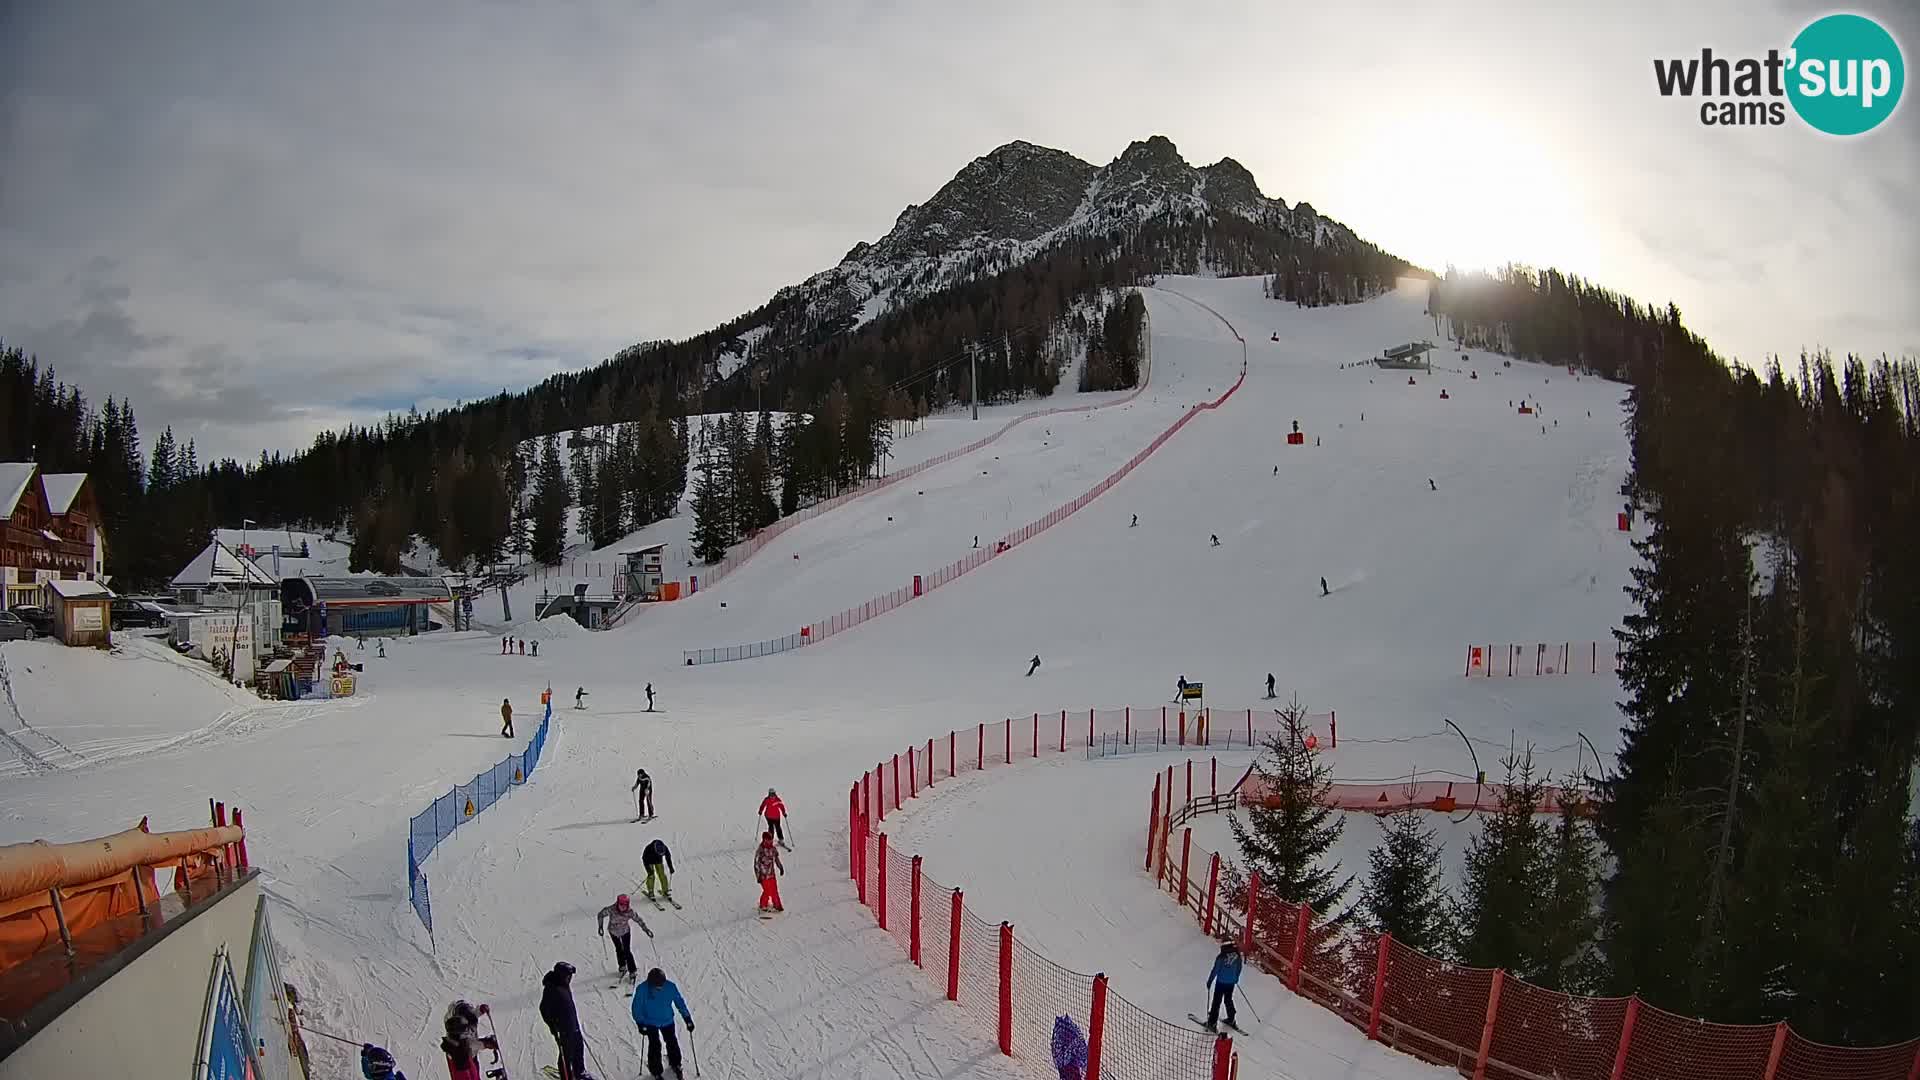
[645,683,655,711]
[360,1043,406,1080]
[501,698,514,739]
[1265,673,1275,699]
[597,894,653,983]
[754,831,786,912]
[1026,654,1041,677]
[1210,534,1220,547]
[1051,1015,1089,1080]
[759,789,789,848]
[1204,940,1243,1031]
[1130,514,1138,528]
[440,1001,497,1080]
[633,768,655,818]
[642,838,674,900]
[630,968,694,1080]
[575,686,588,709]
[539,962,591,1080]
[1429,478,1437,491]
[1320,577,1329,597]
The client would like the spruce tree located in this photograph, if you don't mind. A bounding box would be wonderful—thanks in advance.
[1228,698,1353,912]
[570,440,597,545]
[688,462,730,564]
[1534,799,1602,992]
[1454,752,1551,975]
[529,434,569,564]
[1360,803,1452,953]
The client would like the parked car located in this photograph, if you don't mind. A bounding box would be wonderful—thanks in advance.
[111,598,168,630]
[9,606,53,637]
[0,611,35,641]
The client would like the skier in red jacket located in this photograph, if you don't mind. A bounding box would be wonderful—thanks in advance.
[754,831,786,913]
[759,789,789,850]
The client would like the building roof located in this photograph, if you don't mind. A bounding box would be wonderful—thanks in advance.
[0,463,35,517]
[45,578,113,600]
[296,576,452,605]
[170,540,279,590]
[1382,341,1435,361]
[38,474,87,515]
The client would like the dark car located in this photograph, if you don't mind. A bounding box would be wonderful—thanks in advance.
[9,606,53,636]
[0,611,34,641]
[111,598,168,630]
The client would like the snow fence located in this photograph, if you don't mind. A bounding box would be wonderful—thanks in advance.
[846,709,1248,1080]
[1147,777,1920,1080]
[406,694,553,941]
[684,349,1241,666]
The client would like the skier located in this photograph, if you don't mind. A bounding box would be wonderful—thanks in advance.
[1320,577,1329,597]
[633,768,655,819]
[642,838,674,900]
[501,698,514,739]
[377,639,386,658]
[973,535,979,549]
[1429,478,1437,491]
[645,683,655,711]
[1265,673,1276,699]
[1210,534,1220,547]
[1204,940,1243,1031]
[518,639,526,655]
[1272,465,1278,476]
[360,1043,407,1080]
[754,830,786,913]
[575,686,588,709]
[531,640,540,657]
[630,968,694,1080]
[539,961,592,1080]
[1130,514,1138,528]
[502,636,509,655]
[1176,675,1189,701]
[597,895,653,983]
[1026,654,1041,677]
[1051,1015,1089,1080]
[759,789,789,848]
[440,1001,497,1080]
[358,635,366,651]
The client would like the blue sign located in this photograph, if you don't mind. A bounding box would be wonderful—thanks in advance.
[198,948,257,1080]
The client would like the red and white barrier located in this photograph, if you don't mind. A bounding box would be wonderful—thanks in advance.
[1465,641,1621,677]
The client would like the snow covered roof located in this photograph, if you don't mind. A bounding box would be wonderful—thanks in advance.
[39,473,87,514]
[45,578,113,600]
[170,540,279,590]
[291,576,452,605]
[0,463,35,517]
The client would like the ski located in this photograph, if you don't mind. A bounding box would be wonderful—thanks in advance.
[649,895,667,911]
[1187,1013,1246,1033]
[661,896,682,910]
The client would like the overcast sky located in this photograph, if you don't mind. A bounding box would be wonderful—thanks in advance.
[2,0,1914,462]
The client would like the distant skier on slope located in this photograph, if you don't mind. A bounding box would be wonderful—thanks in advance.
[760,789,790,848]
[1130,514,1138,528]
[1266,673,1276,699]
[1429,478,1437,491]
[754,831,786,913]
[642,838,675,901]
[1320,577,1330,597]
[633,769,655,819]
[597,895,653,984]
[1203,940,1243,1032]
[1176,675,1189,700]
[630,968,694,1080]
[645,683,655,711]
[501,698,514,738]
[1210,534,1221,547]
[539,962,592,1080]
[575,686,588,709]
[1027,654,1042,677]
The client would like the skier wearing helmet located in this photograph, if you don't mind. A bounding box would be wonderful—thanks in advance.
[540,962,593,1079]
[596,894,653,983]
[759,788,789,849]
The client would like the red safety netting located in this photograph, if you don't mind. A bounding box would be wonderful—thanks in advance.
[954,908,1003,1040]
[1489,978,1629,1080]
[1776,1031,1920,1080]
[1101,984,1218,1080]
[1008,935,1095,1065]
[1381,938,1496,1073]
[1619,1002,1775,1080]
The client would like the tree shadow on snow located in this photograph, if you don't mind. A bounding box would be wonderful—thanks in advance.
[551,818,637,831]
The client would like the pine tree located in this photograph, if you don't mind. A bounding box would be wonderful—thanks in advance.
[688,461,730,564]
[529,434,569,564]
[1360,803,1452,953]
[1534,800,1602,992]
[570,439,598,545]
[1454,752,1552,975]
[1228,699,1353,912]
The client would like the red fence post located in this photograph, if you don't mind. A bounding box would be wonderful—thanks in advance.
[1368,933,1390,1041]
[909,746,917,798]
[849,784,859,882]
[1472,969,1505,1080]
[1179,828,1193,906]
[978,723,984,771]
[1162,707,1167,745]
[1087,708,1094,748]
[927,738,934,786]
[1125,707,1131,745]
[1907,1044,1920,1080]
[1608,996,1640,1080]
[1005,718,1012,764]
[876,762,887,822]
[1246,709,1253,746]
[1211,1033,1233,1080]
[1289,904,1311,991]
[1186,759,1193,805]
[949,730,956,778]
[947,889,964,1001]
[1033,713,1039,758]
[1204,852,1221,934]
[893,754,902,810]
[1330,710,1337,748]
[1146,776,1162,871]
[855,812,869,905]
[1761,1023,1789,1080]
[1241,873,1261,953]
[1060,709,1066,752]
[910,855,923,966]
[997,922,1014,1056]
[1179,709,1187,746]
[232,809,248,869]
[877,833,890,931]
[1087,973,1108,1080]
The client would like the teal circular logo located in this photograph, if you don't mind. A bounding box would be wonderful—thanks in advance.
[1787,14,1905,135]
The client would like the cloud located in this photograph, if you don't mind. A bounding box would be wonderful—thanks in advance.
[0,0,1913,461]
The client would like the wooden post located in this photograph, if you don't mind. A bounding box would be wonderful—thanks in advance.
[1608,996,1640,1080]
[977,722,984,771]
[1761,1023,1789,1080]
[1203,852,1221,934]
[1368,933,1390,1040]
[1087,973,1108,1080]
[947,889,963,1001]
[130,867,148,918]
[949,730,956,778]
[910,855,923,966]
[1125,707,1131,745]
[1241,872,1261,953]
[1288,904,1311,991]
[998,922,1014,1056]
[877,833,890,931]
[48,888,74,957]
[1472,969,1505,1080]
[1004,718,1011,765]
[1032,712,1038,759]
[1145,776,1162,871]
[1060,709,1066,753]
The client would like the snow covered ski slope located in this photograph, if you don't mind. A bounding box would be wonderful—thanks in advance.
[0,274,1640,1079]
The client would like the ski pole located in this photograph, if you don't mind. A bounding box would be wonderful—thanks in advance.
[602,931,612,973]
[687,1024,700,1077]
[1240,987,1262,1024]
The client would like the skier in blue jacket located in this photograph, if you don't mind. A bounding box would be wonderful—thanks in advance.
[1204,940,1243,1031]
[630,967,694,1079]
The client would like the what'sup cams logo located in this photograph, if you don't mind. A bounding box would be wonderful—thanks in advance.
[1654,13,1905,134]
